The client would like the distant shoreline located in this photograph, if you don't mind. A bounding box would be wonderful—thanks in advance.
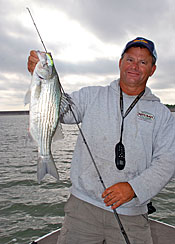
[0,106,175,115]
[0,111,29,116]
[166,107,175,112]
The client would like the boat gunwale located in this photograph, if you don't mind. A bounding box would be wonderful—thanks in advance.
[31,228,61,243]
[150,218,175,229]
[29,219,175,244]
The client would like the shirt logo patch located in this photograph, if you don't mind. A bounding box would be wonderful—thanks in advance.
[137,111,155,122]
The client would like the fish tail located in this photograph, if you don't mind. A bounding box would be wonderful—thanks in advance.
[37,155,59,183]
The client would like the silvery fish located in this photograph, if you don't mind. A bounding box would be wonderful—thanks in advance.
[25,51,70,183]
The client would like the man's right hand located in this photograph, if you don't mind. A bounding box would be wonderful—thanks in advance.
[27,50,39,74]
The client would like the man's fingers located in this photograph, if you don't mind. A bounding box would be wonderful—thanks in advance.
[102,188,113,198]
[27,50,39,74]
[111,200,123,210]
[30,50,38,58]
[102,182,135,210]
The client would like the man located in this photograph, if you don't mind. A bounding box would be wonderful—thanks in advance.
[28,37,175,244]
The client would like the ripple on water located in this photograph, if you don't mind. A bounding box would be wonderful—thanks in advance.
[0,115,175,244]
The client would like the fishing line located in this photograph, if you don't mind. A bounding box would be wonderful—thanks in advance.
[26,7,131,244]
[26,7,48,53]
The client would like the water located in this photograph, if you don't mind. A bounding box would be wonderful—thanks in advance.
[0,114,175,244]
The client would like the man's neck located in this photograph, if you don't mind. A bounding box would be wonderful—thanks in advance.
[119,82,146,96]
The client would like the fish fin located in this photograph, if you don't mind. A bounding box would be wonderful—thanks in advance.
[37,155,59,183]
[53,123,64,142]
[25,129,38,147]
[24,90,31,105]
[24,78,41,105]
[34,81,42,99]
[60,93,74,116]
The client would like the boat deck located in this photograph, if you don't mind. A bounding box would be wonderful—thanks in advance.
[32,219,175,244]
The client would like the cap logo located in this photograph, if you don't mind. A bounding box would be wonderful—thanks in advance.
[133,39,148,44]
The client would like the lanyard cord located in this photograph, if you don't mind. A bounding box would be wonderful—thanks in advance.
[119,87,145,142]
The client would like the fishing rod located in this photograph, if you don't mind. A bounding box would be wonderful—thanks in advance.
[27,8,47,53]
[26,7,131,244]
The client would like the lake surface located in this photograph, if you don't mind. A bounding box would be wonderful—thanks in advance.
[0,114,174,244]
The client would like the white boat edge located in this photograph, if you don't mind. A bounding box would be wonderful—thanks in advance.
[32,228,60,243]
[151,218,175,229]
[30,218,175,244]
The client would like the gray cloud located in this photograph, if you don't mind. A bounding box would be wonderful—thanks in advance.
[151,56,175,90]
[0,0,175,110]
[38,0,173,43]
[55,57,118,75]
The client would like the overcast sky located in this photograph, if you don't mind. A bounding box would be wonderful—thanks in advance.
[0,0,175,111]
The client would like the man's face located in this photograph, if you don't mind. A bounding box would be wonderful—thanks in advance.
[119,47,156,95]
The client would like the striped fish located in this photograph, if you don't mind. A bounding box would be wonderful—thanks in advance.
[25,51,70,183]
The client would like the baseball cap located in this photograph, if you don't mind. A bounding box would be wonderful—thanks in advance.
[122,37,157,62]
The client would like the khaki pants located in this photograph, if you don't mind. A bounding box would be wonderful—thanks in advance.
[58,195,153,244]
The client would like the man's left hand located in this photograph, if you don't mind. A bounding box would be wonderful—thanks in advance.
[102,182,135,210]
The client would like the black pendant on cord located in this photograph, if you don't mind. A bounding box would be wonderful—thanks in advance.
[115,87,145,170]
[115,141,126,170]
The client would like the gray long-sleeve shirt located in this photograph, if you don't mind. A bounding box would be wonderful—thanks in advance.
[62,79,175,215]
